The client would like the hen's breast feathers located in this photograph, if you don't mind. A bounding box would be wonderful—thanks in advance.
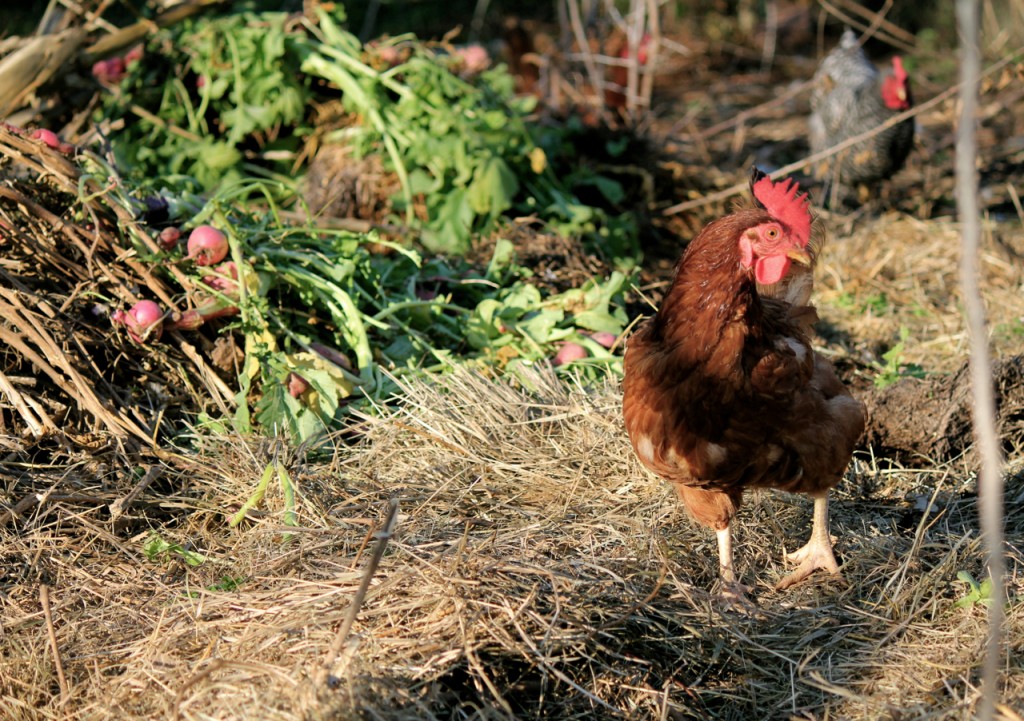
[624,290,818,490]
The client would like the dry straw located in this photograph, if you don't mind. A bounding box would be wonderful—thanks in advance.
[2,367,1022,719]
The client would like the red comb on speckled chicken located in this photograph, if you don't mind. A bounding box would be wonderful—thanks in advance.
[622,168,865,608]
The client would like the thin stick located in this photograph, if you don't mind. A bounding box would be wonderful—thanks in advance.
[0,368,50,436]
[819,0,914,54]
[663,46,1024,216]
[320,498,400,681]
[40,585,70,703]
[565,0,605,111]
[955,3,1005,720]
[761,0,778,73]
[624,0,644,118]
[834,0,915,46]
[690,79,811,141]
[109,465,163,522]
[639,0,660,114]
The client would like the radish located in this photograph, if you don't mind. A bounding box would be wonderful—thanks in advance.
[453,44,490,74]
[112,300,164,343]
[202,261,238,293]
[553,342,588,366]
[187,225,229,266]
[92,56,126,84]
[168,309,204,331]
[167,295,241,332]
[287,372,310,398]
[167,300,239,332]
[589,332,618,349]
[311,343,353,371]
[157,226,181,250]
[30,129,60,149]
[124,44,144,65]
[376,45,402,68]
[30,128,73,154]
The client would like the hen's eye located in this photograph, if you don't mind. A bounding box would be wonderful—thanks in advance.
[766,227,780,240]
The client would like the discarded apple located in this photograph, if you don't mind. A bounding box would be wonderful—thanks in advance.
[202,261,238,294]
[287,372,310,398]
[30,129,60,149]
[589,332,618,349]
[92,56,126,84]
[157,227,181,250]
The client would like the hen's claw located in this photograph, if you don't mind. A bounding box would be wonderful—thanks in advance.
[716,581,761,615]
[785,538,838,567]
[776,493,842,590]
[776,538,841,590]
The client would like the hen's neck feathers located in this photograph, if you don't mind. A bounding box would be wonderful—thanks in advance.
[654,209,769,348]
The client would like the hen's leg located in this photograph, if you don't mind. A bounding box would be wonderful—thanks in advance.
[677,486,752,606]
[776,492,841,590]
[716,526,752,605]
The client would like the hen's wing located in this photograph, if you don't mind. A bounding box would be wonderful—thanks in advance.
[624,310,816,491]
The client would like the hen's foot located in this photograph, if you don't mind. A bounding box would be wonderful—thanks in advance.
[716,581,760,615]
[776,538,841,590]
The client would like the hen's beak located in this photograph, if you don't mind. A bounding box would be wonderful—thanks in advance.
[787,246,812,266]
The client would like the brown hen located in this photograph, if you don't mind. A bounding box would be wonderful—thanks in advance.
[622,168,865,604]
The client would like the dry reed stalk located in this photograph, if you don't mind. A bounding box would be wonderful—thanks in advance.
[955,1,1007,719]
[0,125,236,445]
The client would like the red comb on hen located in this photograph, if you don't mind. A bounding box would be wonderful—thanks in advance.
[750,172,811,248]
[891,56,907,81]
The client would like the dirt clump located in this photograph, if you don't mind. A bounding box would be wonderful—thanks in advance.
[862,354,1024,465]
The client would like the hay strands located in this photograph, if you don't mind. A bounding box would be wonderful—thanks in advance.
[0,126,234,447]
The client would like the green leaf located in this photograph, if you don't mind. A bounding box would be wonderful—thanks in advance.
[485,238,516,281]
[277,463,297,530]
[408,168,442,195]
[481,109,509,129]
[573,310,625,334]
[143,534,208,567]
[519,308,565,344]
[467,156,518,217]
[498,283,542,318]
[229,463,276,527]
[467,298,505,349]
[575,175,625,204]
[422,188,474,254]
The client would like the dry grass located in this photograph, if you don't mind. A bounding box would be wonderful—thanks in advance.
[3,367,1023,720]
[816,213,1024,377]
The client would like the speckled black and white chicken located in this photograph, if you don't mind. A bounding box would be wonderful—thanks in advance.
[808,29,914,192]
